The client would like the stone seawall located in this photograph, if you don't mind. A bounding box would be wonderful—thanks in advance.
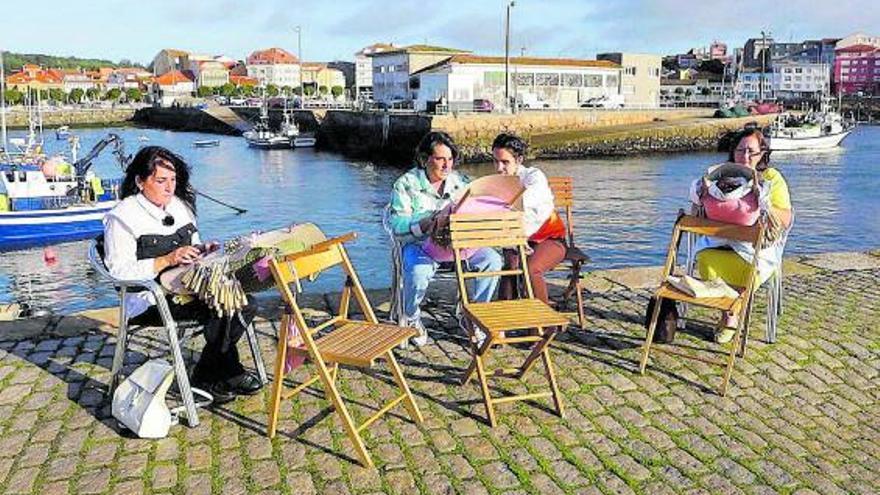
[317,111,433,164]
[3,108,136,128]
[132,107,322,135]
[316,109,772,164]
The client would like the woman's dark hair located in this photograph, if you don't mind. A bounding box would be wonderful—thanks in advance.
[491,132,528,159]
[414,131,459,167]
[729,128,772,171]
[121,146,196,212]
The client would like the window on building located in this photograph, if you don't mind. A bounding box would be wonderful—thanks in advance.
[515,72,534,86]
[562,73,582,87]
[535,72,559,86]
[605,75,619,87]
[584,75,602,87]
[795,68,802,73]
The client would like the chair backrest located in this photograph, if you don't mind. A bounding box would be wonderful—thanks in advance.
[268,232,378,342]
[449,210,534,303]
[462,174,525,212]
[548,176,575,246]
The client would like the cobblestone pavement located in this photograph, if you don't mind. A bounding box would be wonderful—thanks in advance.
[0,266,877,495]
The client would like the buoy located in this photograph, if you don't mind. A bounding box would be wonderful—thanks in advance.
[43,247,58,266]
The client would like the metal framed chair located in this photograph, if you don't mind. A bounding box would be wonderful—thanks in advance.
[265,232,423,468]
[639,214,766,396]
[450,211,570,427]
[547,176,590,330]
[88,239,268,427]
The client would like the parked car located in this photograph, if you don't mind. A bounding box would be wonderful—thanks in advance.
[580,95,625,109]
[473,99,494,112]
[245,97,263,107]
[229,97,247,106]
[518,93,550,109]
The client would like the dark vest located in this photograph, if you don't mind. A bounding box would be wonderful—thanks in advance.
[135,223,197,260]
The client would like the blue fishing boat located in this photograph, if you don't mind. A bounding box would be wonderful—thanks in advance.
[0,134,127,251]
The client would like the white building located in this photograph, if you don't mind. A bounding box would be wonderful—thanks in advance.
[370,45,471,104]
[355,43,394,100]
[597,52,662,107]
[836,32,880,50]
[152,70,195,106]
[246,47,301,89]
[773,62,830,100]
[412,55,621,111]
[738,71,778,101]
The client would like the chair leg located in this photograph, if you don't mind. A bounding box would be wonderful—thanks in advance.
[516,327,556,379]
[540,344,565,419]
[109,305,129,396]
[639,296,665,374]
[384,350,424,424]
[267,314,290,438]
[461,326,491,386]
[473,348,497,427]
[315,360,373,468]
[167,320,199,427]
[244,319,268,385]
[574,278,587,331]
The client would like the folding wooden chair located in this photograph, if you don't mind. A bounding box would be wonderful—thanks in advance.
[547,176,590,330]
[450,211,571,427]
[265,232,424,468]
[639,214,766,396]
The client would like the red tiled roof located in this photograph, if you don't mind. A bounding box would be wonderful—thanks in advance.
[835,44,879,53]
[247,47,299,65]
[229,75,258,86]
[155,70,193,85]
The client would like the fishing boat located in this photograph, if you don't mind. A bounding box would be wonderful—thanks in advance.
[193,139,220,148]
[55,126,71,140]
[767,98,855,151]
[243,107,290,149]
[1,133,127,251]
[278,107,316,148]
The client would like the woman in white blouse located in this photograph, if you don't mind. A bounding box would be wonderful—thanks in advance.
[492,133,568,304]
[103,146,262,404]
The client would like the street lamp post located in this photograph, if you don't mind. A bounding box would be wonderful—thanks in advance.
[504,1,515,110]
[1,49,7,151]
[294,26,303,101]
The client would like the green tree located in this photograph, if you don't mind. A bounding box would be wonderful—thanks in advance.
[265,84,279,97]
[304,85,316,97]
[196,86,214,98]
[701,87,712,96]
[125,88,143,102]
[3,88,23,105]
[69,88,84,103]
[48,88,65,103]
[38,89,49,101]
[292,87,302,96]
[85,87,101,101]
[105,88,122,101]
[318,85,329,96]
[220,82,236,97]
[331,85,344,98]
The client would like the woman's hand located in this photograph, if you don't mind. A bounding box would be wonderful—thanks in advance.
[164,245,202,268]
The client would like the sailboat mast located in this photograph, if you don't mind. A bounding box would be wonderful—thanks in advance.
[1,48,7,152]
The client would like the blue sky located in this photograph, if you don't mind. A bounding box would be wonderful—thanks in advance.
[2,0,877,65]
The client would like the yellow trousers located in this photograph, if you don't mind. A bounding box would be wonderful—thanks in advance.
[696,248,770,289]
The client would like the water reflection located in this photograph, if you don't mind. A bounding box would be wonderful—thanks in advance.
[1,125,878,315]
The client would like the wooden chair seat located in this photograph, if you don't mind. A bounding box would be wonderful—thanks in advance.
[563,245,591,264]
[466,299,571,334]
[316,321,416,367]
[655,282,747,312]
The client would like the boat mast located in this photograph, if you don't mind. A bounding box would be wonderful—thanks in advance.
[0,48,7,152]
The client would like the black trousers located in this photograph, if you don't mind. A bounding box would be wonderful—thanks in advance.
[129,295,257,383]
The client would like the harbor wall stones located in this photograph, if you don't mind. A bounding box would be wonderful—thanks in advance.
[317,110,433,164]
[4,108,136,128]
[131,107,322,135]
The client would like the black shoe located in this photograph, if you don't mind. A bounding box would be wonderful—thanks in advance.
[190,379,237,406]
[221,372,263,396]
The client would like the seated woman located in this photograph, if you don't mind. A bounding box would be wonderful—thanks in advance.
[690,128,793,343]
[388,131,502,346]
[492,133,567,305]
[102,146,262,404]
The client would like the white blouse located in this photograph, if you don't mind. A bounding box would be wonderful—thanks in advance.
[516,166,555,238]
[102,194,200,316]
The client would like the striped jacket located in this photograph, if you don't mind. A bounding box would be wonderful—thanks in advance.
[388,167,470,242]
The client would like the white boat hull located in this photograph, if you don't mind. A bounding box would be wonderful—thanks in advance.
[769,129,851,151]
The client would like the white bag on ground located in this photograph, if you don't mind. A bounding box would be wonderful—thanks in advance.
[112,359,175,438]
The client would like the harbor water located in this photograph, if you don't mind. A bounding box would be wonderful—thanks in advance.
[2,126,878,315]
